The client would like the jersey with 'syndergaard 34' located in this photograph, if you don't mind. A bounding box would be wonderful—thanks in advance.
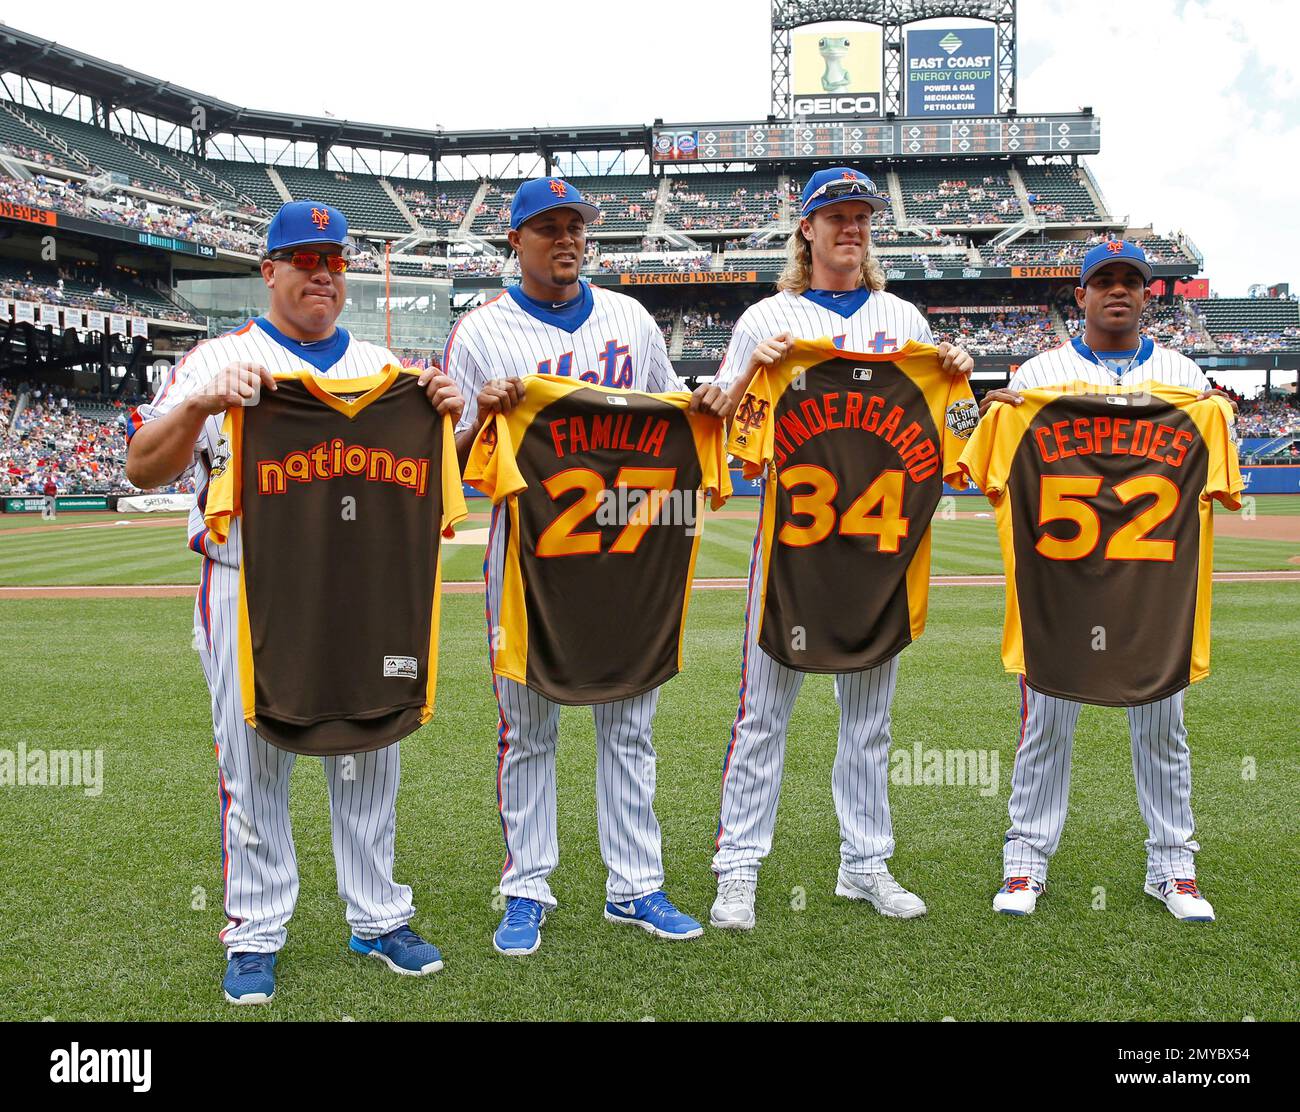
[446,283,685,432]
[729,338,977,673]
[465,374,731,705]
[126,318,405,567]
[203,369,467,755]
[958,381,1241,706]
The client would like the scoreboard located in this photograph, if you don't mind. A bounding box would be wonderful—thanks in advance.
[652,113,1099,162]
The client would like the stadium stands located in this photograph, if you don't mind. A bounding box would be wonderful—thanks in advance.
[1019,163,1101,222]
[898,165,1021,225]
[679,303,738,359]
[1192,297,1300,352]
[0,257,196,324]
[574,176,658,233]
[274,165,409,233]
[389,178,479,234]
[927,305,1060,355]
[664,174,783,232]
[0,107,77,171]
[208,161,285,214]
[471,180,519,236]
[19,107,186,197]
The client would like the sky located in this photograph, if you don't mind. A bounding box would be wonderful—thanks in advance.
[5,0,1299,296]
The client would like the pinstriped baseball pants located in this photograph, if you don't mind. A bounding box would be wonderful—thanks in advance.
[1004,678,1200,885]
[197,558,415,957]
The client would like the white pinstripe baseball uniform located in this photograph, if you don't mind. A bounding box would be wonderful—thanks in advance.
[129,318,419,956]
[712,287,936,883]
[1000,336,1213,885]
[445,282,685,908]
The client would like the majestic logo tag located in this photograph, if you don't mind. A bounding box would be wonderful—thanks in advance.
[945,398,979,439]
[383,656,418,679]
[310,207,330,230]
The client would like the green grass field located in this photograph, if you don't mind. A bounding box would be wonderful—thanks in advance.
[0,581,1296,1021]
[2,494,1298,585]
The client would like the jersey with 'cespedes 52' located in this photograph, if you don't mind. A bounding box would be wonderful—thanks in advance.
[728,337,977,672]
[957,381,1242,705]
[204,368,467,754]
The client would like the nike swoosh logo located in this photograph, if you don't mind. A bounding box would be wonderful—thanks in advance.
[612,901,637,915]
[551,302,567,309]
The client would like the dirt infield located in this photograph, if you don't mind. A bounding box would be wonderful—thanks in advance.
[5,569,1297,600]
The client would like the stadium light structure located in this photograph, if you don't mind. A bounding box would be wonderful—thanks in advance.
[771,0,1017,119]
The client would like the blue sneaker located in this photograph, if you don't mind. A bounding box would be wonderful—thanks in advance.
[604,891,703,940]
[223,952,276,1005]
[494,897,546,956]
[349,924,443,976]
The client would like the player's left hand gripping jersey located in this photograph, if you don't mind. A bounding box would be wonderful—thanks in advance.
[730,338,977,672]
[203,368,468,754]
[958,382,1242,706]
[465,373,732,705]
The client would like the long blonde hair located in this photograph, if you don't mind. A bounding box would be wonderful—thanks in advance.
[776,220,886,294]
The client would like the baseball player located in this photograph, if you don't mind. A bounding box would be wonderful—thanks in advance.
[442,176,731,956]
[973,240,1231,921]
[124,200,465,1004]
[709,168,973,931]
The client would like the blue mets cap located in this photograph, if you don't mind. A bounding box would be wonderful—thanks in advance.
[1080,239,1152,286]
[265,200,350,254]
[801,167,888,218]
[509,177,601,231]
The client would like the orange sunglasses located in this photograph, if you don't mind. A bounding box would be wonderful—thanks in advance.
[270,250,349,273]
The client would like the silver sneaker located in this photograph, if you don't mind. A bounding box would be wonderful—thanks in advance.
[835,868,927,919]
[710,877,757,930]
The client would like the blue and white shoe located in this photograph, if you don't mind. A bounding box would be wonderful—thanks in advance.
[604,891,703,940]
[349,924,443,976]
[494,897,546,956]
[223,952,276,1005]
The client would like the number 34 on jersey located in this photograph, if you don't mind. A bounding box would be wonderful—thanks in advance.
[728,338,977,674]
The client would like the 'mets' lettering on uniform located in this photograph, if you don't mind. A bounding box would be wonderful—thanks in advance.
[1032,416,1194,469]
[256,438,430,496]
[772,389,941,481]
[549,413,671,458]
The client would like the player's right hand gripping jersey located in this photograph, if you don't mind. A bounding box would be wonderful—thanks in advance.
[465,374,732,705]
[958,383,1242,706]
[729,337,977,672]
[204,368,467,754]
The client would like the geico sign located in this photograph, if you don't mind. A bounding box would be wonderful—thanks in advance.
[794,95,880,116]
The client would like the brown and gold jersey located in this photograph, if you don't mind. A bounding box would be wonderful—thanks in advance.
[204,368,467,754]
[464,373,731,705]
[957,381,1242,706]
[728,338,977,673]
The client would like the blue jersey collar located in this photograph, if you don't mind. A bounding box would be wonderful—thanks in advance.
[507,281,595,334]
[1071,334,1154,374]
[802,287,871,318]
[254,316,350,374]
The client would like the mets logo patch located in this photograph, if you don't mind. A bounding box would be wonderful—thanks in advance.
[735,395,770,435]
[310,207,331,230]
[944,398,979,440]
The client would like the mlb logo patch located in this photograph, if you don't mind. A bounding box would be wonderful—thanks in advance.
[852,368,873,382]
[1105,396,1130,406]
[606,396,629,406]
